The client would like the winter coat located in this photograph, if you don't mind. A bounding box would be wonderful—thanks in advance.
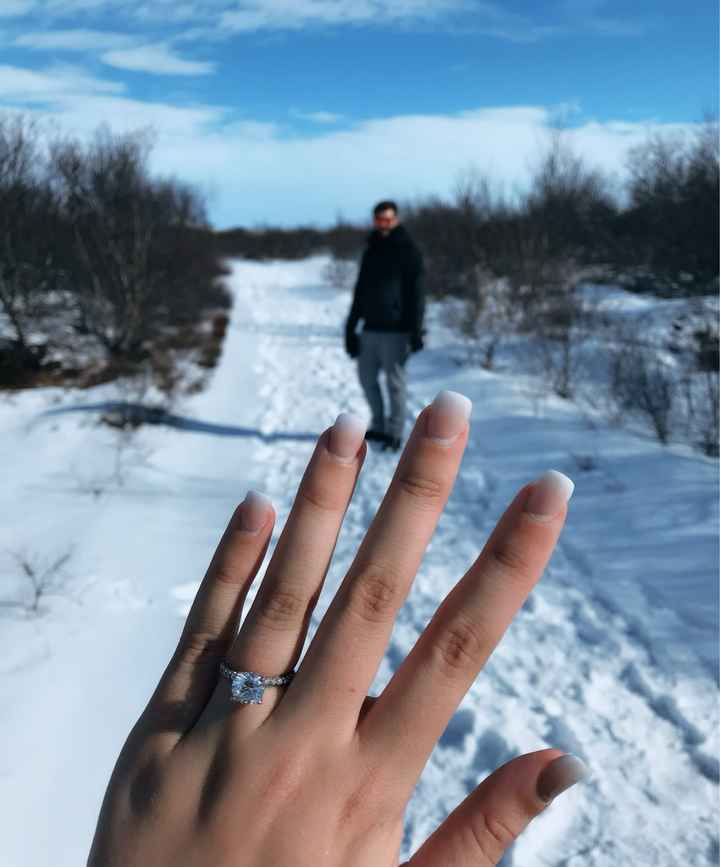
[345,225,425,340]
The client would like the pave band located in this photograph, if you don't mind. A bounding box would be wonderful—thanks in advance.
[220,662,295,704]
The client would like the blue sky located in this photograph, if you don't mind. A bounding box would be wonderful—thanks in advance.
[1,0,717,227]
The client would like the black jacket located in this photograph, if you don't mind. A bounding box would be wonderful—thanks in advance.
[345,225,425,338]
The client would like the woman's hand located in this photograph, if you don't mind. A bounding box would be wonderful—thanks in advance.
[88,391,587,867]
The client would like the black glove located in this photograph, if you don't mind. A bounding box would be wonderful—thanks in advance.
[410,332,424,353]
[345,329,359,359]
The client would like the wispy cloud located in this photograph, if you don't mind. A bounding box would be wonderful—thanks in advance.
[17,29,215,77]
[558,0,646,36]
[16,29,134,51]
[0,63,124,101]
[5,1,648,43]
[291,109,345,125]
[0,0,35,16]
[101,43,215,76]
[464,3,564,43]
[218,0,470,33]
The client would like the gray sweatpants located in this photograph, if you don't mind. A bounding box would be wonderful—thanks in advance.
[357,330,410,439]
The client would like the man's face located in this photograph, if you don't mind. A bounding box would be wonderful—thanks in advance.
[374,209,398,236]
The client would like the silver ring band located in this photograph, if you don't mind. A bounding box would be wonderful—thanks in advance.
[220,662,295,704]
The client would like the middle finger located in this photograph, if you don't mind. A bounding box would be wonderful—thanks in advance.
[276,391,472,733]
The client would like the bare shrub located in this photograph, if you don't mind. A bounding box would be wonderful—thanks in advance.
[622,119,719,295]
[608,321,678,444]
[51,127,226,361]
[1,548,74,614]
[0,115,63,372]
[683,316,720,456]
[451,266,518,369]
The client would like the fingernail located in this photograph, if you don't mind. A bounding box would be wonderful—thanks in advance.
[328,412,367,463]
[426,390,472,445]
[525,470,575,521]
[239,490,271,533]
[537,754,589,803]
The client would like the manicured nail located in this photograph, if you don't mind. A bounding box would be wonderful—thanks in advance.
[239,490,271,533]
[426,390,472,444]
[525,470,575,521]
[537,754,589,803]
[328,412,367,463]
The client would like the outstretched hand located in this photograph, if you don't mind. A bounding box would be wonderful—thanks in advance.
[89,391,587,867]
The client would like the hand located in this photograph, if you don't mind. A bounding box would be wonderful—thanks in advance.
[345,329,359,358]
[89,393,586,867]
[410,332,424,353]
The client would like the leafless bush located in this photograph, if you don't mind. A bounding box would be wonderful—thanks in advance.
[0,115,63,371]
[681,367,719,457]
[682,318,720,456]
[525,263,602,400]
[622,119,719,295]
[450,266,519,369]
[50,127,227,361]
[1,548,74,614]
[607,319,678,443]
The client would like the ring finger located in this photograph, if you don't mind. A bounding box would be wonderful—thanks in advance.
[199,412,368,734]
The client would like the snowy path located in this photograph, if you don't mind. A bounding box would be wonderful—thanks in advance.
[0,257,717,866]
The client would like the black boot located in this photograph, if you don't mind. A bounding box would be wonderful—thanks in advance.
[383,435,402,452]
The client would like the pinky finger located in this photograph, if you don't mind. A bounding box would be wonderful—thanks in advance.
[402,751,589,867]
[140,492,275,748]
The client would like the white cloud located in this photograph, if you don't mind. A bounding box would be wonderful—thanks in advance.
[101,43,215,75]
[291,109,345,124]
[0,62,221,140]
[0,0,35,16]
[219,0,468,32]
[16,29,215,77]
[5,0,647,43]
[149,106,696,227]
[0,60,696,228]
[462,2,563,43]
[0,63,125,100]
[16,29,135,50]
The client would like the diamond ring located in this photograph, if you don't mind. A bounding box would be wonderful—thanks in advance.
[219,662,295,704]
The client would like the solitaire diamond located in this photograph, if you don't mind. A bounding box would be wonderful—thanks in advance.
[230,671,265,704]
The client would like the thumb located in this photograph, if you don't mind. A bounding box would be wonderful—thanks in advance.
[402,750,589,867]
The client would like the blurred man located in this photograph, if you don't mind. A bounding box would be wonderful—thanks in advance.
[344,201,425,451]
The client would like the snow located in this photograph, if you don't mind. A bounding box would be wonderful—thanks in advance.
[0,256,717,866]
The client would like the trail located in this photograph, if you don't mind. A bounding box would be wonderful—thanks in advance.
[0,256,716,866]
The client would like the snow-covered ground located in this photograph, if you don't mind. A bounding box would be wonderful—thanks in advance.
[0,256,717,866]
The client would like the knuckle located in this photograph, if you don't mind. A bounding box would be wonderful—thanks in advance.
[337,763,396,829]
[253,586,308,632]
[127,755,165,819]
[213,563,242,587]
[299,481,342,514]
[258,753,306,803]
[490,539,532,579]
[177,630,227,668]
[432,615,485,679]
[346,563,400,625]
[468,810,518,862]
[397,471,444,506]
